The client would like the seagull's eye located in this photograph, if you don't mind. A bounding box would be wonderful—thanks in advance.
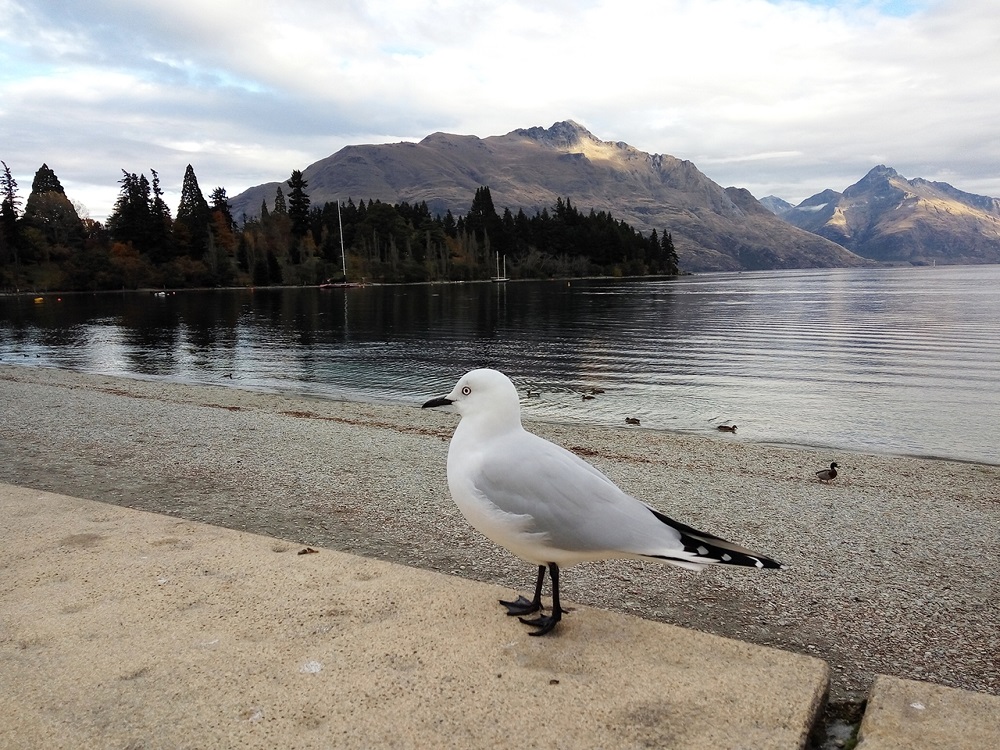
[462,386,471,395]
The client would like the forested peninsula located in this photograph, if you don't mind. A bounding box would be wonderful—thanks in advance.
[0,162,678,292]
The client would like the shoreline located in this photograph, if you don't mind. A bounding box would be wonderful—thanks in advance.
[2,363,997,704]
[8,360,995,469]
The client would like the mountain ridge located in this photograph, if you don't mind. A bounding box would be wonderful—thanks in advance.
[230,121,867,273]
[772,165,1000,264]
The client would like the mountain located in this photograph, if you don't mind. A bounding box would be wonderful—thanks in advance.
[774,166,1000,265]
[230,121,866,273]
[759,195,794,214]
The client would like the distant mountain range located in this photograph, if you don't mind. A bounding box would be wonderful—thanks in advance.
[762,165,1000,265]
[231,121,865,273]
[230,121,999,272]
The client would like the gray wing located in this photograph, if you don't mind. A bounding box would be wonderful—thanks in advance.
[473,429,686,557]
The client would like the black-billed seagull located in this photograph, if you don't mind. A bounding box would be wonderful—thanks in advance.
[422,368,782,636]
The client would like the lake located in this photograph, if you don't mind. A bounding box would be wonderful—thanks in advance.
[2,265,998,465]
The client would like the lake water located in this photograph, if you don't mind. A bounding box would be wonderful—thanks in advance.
[2,265,998,465]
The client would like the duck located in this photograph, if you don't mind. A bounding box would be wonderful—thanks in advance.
[716,424,737,433]
[816,462,839,483]
[625,417,641,426]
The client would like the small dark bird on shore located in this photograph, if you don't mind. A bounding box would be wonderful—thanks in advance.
[816,462,839,483]
[625,417,641,425]
[717,424,737,433]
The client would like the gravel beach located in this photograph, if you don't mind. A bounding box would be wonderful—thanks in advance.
[2,363,997,705]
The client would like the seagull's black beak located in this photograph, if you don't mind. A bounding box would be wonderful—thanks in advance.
[422,396,453,409]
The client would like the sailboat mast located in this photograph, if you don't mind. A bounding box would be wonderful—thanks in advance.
[337,200,347,279]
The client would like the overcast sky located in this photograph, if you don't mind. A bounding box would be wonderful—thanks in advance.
[2,0,997,222]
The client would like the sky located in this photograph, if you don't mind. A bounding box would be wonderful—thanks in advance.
[1,0,997,222]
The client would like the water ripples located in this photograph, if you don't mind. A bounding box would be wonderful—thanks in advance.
[2,265,998,464]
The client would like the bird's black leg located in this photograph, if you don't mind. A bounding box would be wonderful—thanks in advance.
[519,563,563,636]
[499,565,546,616]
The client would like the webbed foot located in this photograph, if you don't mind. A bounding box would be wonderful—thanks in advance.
[499,595,541,616]
[519,612,561,636]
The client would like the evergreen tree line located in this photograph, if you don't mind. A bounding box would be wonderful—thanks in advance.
[1,162,678,292]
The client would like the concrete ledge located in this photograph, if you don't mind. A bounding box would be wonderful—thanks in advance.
[2,484,827,748]
[856,674,1000,750]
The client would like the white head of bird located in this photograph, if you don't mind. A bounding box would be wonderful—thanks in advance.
[424,368,523,436]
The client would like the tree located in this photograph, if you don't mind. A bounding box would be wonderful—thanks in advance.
[107,171,153,249]
[22,163,85,261]
[272,186,287,215]
[174,164,212,260]
[467,186,499,241]
[147,169,174,263]
[0,160,22,285]
[286,170,311,239]
[207,188,237,284]
[661,230,678,275]
[28,163,64,195]
[210,187,235,231]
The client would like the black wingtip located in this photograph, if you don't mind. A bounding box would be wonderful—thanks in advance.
[648,507,783,569]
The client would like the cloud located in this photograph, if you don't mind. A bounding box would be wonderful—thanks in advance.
[1,0,997,220]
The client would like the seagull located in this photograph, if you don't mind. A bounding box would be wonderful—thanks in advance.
[816,462,839,483]
[422,368,782,636]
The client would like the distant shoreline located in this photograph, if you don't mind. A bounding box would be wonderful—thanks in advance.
[0,271,689,298]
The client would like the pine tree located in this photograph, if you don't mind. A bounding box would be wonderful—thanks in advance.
[661,230,678,275]
[286,170,310,239]
[148,169,174,263]
[107,171,153,249]
[28,164,65,195]
[273,186,287,215]
[22,164,84,258]
[174,164,212,260]
[210,187,235,231]
[0,160,22,281]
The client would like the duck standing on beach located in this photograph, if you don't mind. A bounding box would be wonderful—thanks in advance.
[423,368,783,636]
[816,462,839,483]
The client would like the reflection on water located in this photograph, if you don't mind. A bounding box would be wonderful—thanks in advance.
[3,265,999,465]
